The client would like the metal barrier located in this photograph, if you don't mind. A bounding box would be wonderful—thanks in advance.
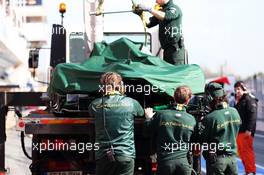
[245,75,264,120]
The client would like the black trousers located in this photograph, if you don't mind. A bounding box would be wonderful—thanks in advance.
[96,156,134,175]
[163,43,185,65]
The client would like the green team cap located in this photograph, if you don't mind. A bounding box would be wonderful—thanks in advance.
[209,82,225,97]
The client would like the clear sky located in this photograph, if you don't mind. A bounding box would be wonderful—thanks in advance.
[179,0,264,78]
[45,0,264,78]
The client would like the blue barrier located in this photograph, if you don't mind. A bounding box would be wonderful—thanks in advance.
[201,157,264,174]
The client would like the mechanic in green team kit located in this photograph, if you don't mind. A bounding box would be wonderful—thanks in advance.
[201,82,241,175]
[89,72,144,175]
[136,0,185,65]
[144,85,196,175]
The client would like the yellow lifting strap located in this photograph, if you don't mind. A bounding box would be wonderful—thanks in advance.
[94,0,148,46]
[96,0,104,16]
[131,0,147,46]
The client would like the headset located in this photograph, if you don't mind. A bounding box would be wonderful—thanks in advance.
[234,81,247,91]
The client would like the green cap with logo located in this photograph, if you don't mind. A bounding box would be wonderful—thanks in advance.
[208,82,225,97]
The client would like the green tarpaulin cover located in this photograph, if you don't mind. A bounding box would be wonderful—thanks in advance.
[48,37,205,97]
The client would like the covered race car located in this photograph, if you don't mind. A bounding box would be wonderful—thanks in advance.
[48,37,205,113]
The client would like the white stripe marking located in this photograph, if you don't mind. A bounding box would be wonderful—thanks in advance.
[237,158,264,169]
[255,133,264,139]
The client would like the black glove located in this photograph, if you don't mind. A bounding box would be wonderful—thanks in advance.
[187,151,193,165]
[132,5,143,16]
[208,152,217,164]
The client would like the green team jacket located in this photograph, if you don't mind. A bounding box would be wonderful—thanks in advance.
[88,93,144,160]
[144,106,196,163]
[147,0,183,49]
[200,105,241,157]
